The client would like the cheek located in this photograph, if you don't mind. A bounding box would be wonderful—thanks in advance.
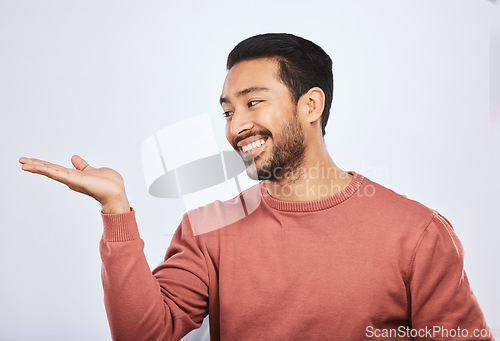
[253,107,277,131]
[264,111,287,135]
[225,122,232,142]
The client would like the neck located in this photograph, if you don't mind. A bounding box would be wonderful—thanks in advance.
[264,150,353,202]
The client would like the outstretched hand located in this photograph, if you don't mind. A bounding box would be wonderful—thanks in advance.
[19,155,130,214]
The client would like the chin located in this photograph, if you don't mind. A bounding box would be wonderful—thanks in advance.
[244,157,271,181]
[244,159,262,180]
[245,168,260,181]
[242,158,255,178]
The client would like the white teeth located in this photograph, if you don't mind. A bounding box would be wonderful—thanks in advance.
[241,138,266,153]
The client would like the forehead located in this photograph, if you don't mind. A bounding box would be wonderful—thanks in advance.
[221,58,282,98]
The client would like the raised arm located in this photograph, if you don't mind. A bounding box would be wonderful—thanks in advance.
[19,156,209,340]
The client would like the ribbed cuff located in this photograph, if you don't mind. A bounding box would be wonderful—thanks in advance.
[101,207,140,242]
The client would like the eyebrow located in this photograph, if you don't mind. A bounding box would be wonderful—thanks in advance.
[220,87,270,105]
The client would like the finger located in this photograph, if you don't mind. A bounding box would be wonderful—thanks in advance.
[71,155,93,171]
[19,157,47,165]
[19,157,66,170]
[21,162,79,187]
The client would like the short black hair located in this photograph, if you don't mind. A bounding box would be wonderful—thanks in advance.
[226,33,333,136]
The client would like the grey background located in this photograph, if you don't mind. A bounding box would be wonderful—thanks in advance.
[1,0,499,339]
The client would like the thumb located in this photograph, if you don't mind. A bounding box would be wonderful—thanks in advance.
[71,155,93,171]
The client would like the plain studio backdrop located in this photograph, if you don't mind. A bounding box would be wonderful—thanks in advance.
[1,0,499,340]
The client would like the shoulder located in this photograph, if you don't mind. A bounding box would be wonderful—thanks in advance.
[354,175,443,238]
[360,175,438,217]
[354,175,461,274]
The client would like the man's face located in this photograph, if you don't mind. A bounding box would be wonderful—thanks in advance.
[220,58,306,181]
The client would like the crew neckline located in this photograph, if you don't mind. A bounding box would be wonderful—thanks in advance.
[259,171,364,212]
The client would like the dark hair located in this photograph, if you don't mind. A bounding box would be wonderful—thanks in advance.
[226,33,333,136]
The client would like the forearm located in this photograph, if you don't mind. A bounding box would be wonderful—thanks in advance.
[99,209,199,341]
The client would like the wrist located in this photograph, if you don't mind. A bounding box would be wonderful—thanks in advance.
[101,195,130,214]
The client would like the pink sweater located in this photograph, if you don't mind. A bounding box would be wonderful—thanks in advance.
[100,171,493,340]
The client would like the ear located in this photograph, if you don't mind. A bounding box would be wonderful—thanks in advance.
[298,87,325,125]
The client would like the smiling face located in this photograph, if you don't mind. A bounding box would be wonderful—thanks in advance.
[221,58,306,181]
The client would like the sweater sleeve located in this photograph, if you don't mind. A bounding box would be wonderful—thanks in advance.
[99,209,209,341]
[408,213,494,341]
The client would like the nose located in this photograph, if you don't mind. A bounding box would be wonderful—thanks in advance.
[230,109,254,136]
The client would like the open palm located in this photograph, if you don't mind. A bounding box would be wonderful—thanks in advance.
[19,155,130,213]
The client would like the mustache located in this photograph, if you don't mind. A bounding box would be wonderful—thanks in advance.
[233,130,272,150]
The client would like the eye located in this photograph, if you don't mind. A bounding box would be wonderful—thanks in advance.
[222,110,234,118]
[248,100,261,108]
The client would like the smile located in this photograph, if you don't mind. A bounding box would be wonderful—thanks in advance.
[237,136,269,157]
[241,138,267,152]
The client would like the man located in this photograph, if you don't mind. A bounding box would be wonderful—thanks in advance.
[19,33,493,340]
